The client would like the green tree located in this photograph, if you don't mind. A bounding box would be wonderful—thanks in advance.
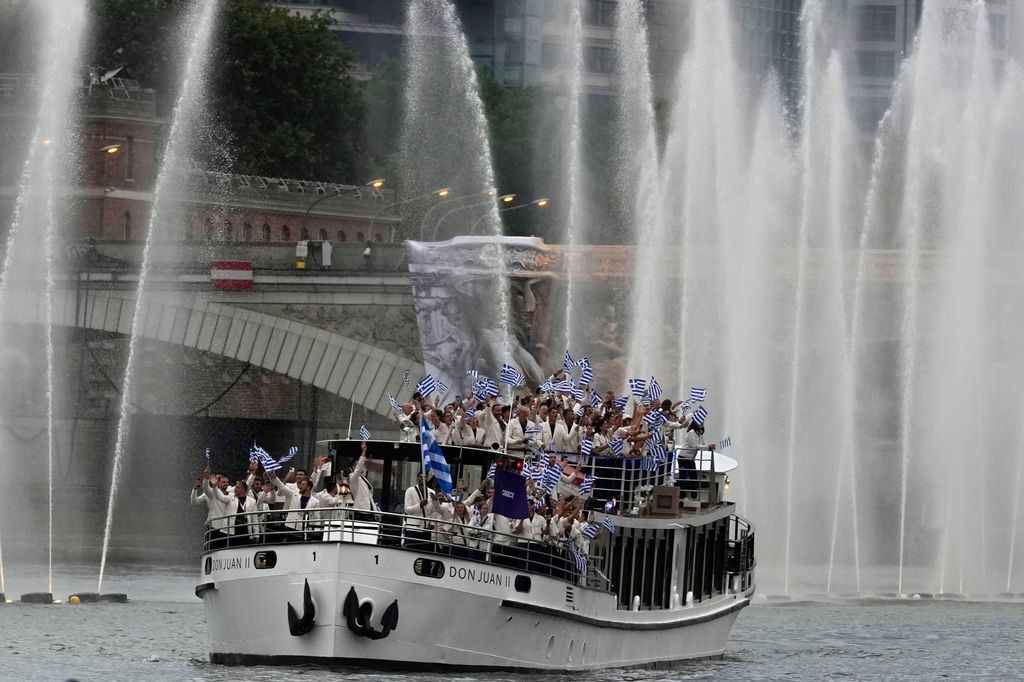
[90,0,367,183]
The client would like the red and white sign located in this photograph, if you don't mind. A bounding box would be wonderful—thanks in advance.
[210,261,253,290]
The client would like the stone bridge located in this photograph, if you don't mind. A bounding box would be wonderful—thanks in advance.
[6,242,423,418]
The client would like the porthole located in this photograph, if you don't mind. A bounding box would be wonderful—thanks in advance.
[546,635,555,659]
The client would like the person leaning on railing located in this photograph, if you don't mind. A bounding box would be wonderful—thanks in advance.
[201,469,233,549]
[268,469,321,542]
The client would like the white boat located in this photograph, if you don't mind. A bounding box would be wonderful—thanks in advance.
[196,440,756,672]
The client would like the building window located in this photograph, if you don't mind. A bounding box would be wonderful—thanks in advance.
[318,228,327,241]
[262,223,271,241]
[582,0,616,27]
[281,225,290,241]
[337,230,347,242]
[541,42,565,68]
[856,5,897,42]
[356,231,365,242]
[123,211,131,240]
[125,135,135,181]
[243,222,253,241]
[300,226,310,241]
[854,50,896,78]
[583,45,615,74]
[374,233,383,242]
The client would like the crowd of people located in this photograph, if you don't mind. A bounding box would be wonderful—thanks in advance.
[191,359,717,583]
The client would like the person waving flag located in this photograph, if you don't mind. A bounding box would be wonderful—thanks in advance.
[420,416,453,495]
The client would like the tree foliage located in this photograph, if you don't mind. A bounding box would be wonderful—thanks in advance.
[90,0,366,183]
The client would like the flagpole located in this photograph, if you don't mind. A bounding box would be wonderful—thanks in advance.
[346,402,354,440]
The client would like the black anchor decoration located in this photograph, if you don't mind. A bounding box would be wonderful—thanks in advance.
[286,578,316,637]
[342,586,399,640]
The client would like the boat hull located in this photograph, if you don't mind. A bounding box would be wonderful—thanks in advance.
[198,541,751,672]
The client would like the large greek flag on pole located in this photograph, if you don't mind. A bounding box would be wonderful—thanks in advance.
[420,416,453,495]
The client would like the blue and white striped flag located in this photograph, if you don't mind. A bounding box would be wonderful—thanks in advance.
[359,425,371,441]
[648,442,668,461]
[416,374,437,397]
[420,416,453,494]
[643,455,659,471]
[279,445,299,464]
[648,377,663,401]
[643,409,667,428]
[402,369,410,386]
[543,462,561,492]
[692,405,709,426]
[569,384,584,401]
[628,378,647,398]
[570,549,588,573]
[648,425,663,443]
[573,403,584,417]
[609,438,625,455]
[690,386,707,402]
[387,392,403,414]
[718,436,732,449]
[579,475,595,495]
[473,378,499,401]
[612,396,629,409]
[486,462,496,480]
[499,363,525,387]
[563,350,574,373]
[464,408,477,421]
[540,380,554,393]
[251,445,281,472]
[590,391,602,409]
[437,380,450,398]
[551,379,574,393]
[578,356,593,385]
[581,523,600,539]
[581,437,593,456]
[466,369,480,382]
[603,516,614,533]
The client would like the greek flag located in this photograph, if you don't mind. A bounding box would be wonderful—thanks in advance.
[609,438,625,455]
[551,379,574,393]
[581,437,593,456]
[581,523,600,540]
[579,475,595,495]
[464,408,477,421]
[628,378,647,398]
[570,549,588,574]
[563,350,574,373]
[648,377,663,401]
[420,416,453,494]
[540,380,554,392]
[573,403,584,417]
[437,380,450,398]
[692,405,709,426]
[473,378,499,400]
[648,425,663,443]
[690,386,708,402]
[279,445,299,464]
[543,462,561,492]
[642,455,659,471]
[387,393,403,414]
[612,396,629,409]
[590,391,602,409]
[359,425,371,441]
[569,384,584,401]
[486,462,496,480]
[416,374,437,397]
[466,369,480,381]
[719,436,732,449]
[251,445,281,472]
[578,356,593,385]
[402,369,410,386]
[648,442,668,461]
[603,516,614,533]
[499,363,525,386]
[643,409,667,428]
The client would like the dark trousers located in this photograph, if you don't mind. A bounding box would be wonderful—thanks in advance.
[404,528,432,551]
[209,529,229,550]
[228,532,250,548]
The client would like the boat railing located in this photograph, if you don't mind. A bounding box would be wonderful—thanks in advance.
[203,508,614,592]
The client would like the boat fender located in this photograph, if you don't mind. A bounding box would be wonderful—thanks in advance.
[286,579,316,637]
[343,586,399,640]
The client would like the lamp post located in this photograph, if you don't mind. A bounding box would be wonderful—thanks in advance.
[469,197,550,236]
[431,194,515,241]
[418,188,498,241]
[368,186,452,242]
[302,178,387,241]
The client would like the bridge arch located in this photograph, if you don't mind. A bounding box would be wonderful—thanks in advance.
[17,287,422,419]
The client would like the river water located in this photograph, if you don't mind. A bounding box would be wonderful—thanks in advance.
[1,565,1021,681]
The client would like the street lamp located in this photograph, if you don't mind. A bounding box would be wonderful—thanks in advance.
[418,188,498,241]
[368,186,452,241]
[431,194,515,240]
[469,197,550,235]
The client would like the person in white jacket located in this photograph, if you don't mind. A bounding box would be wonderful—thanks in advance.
[452,412,487,447]
[270,471,321,541]
[505,406,539,452]
[403,472,433,549]
[204,477,258,547]
[201,470,233,549]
